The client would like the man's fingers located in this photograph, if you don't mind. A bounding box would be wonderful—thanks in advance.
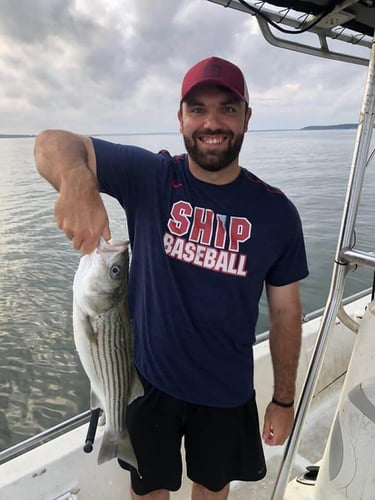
[102,224,111,242]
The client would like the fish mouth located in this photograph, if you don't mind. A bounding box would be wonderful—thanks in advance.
[98,238,129,253]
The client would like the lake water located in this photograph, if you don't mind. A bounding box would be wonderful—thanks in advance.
[1,129,375,451]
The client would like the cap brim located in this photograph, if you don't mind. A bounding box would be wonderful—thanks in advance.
[181,78,247,104]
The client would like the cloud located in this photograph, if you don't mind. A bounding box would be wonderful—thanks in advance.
[0,0,369,133]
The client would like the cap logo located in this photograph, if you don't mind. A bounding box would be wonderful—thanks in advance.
[202,62,222,78]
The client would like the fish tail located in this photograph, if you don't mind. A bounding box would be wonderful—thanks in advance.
[97,429,139,472]
[129,369,145,404]
[117,428,139,472]
[97,430,117,465]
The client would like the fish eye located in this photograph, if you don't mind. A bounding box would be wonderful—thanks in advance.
[110,264,122,279]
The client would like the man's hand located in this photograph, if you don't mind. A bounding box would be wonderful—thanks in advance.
[55,169,111,254]
[35,130,110,254]
[264,282,301,446]
[262,401,294,446]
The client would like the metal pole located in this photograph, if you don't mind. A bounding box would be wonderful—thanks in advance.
[271,34,375,500]
[0,411,90,464]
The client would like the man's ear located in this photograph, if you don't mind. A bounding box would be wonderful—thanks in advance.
[177,108,183,133]
[244,107,252,132]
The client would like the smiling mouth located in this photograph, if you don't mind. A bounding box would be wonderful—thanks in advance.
[199,135,227,145]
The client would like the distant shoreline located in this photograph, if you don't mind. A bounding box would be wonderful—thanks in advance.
[300,123,358,131]
[0,124,360,138]
[0,134,36,138]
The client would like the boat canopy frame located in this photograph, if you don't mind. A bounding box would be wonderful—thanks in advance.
[208,0,374,64]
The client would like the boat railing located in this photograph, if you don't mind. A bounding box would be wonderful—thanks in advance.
[0,410,90,465]
[254,287,372,344]
[341,247,375,268]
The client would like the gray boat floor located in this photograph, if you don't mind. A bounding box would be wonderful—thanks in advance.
[172,376,342,499]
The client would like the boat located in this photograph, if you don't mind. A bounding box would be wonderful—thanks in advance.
[1,1,375,498]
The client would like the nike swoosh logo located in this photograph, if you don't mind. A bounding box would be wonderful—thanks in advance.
[172,181,184,188]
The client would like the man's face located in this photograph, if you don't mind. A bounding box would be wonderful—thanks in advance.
[178,84,251,172]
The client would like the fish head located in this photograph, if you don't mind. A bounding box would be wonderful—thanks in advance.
[73,238,129,317]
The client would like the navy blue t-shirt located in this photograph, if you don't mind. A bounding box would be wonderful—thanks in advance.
[93,138,309,407]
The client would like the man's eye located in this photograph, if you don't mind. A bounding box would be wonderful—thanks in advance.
[191,107,204,114]
[222,106,236,113]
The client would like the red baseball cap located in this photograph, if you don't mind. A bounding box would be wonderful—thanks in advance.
[181,56,249,105]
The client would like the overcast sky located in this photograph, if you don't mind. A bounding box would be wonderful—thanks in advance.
[0,0,370,134]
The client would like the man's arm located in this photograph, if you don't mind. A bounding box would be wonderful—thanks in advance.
[262,281,302,446]
[34,130,110,253]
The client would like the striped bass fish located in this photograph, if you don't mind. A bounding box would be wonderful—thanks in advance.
[73,238,144,468]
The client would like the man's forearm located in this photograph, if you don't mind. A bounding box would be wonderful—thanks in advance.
[34,129,110,253]
[269,314,302,403]
[34,129,96,191]
[266,282,303,404]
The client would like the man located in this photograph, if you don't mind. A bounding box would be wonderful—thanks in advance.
[35,56,308,500]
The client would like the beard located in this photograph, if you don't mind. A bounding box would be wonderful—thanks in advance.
[183,130,245,172]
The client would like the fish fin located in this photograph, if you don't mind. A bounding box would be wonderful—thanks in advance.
[97,430,117,465]
[98,412,106,427]
[98,429,138,471]
[79,314,98,343]
[90,390,106,426]
[128,369,145,404]
[117,429,139,471]
[90,389,101,410]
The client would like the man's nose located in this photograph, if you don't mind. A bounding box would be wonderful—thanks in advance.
[203,110,222,129]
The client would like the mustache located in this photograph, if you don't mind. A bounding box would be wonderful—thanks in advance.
[193,128,234,138]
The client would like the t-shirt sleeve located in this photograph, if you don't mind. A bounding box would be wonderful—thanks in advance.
[265,200,309,286]
[91,137,162,210]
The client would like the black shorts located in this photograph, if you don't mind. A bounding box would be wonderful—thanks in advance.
[118,374,266,495]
